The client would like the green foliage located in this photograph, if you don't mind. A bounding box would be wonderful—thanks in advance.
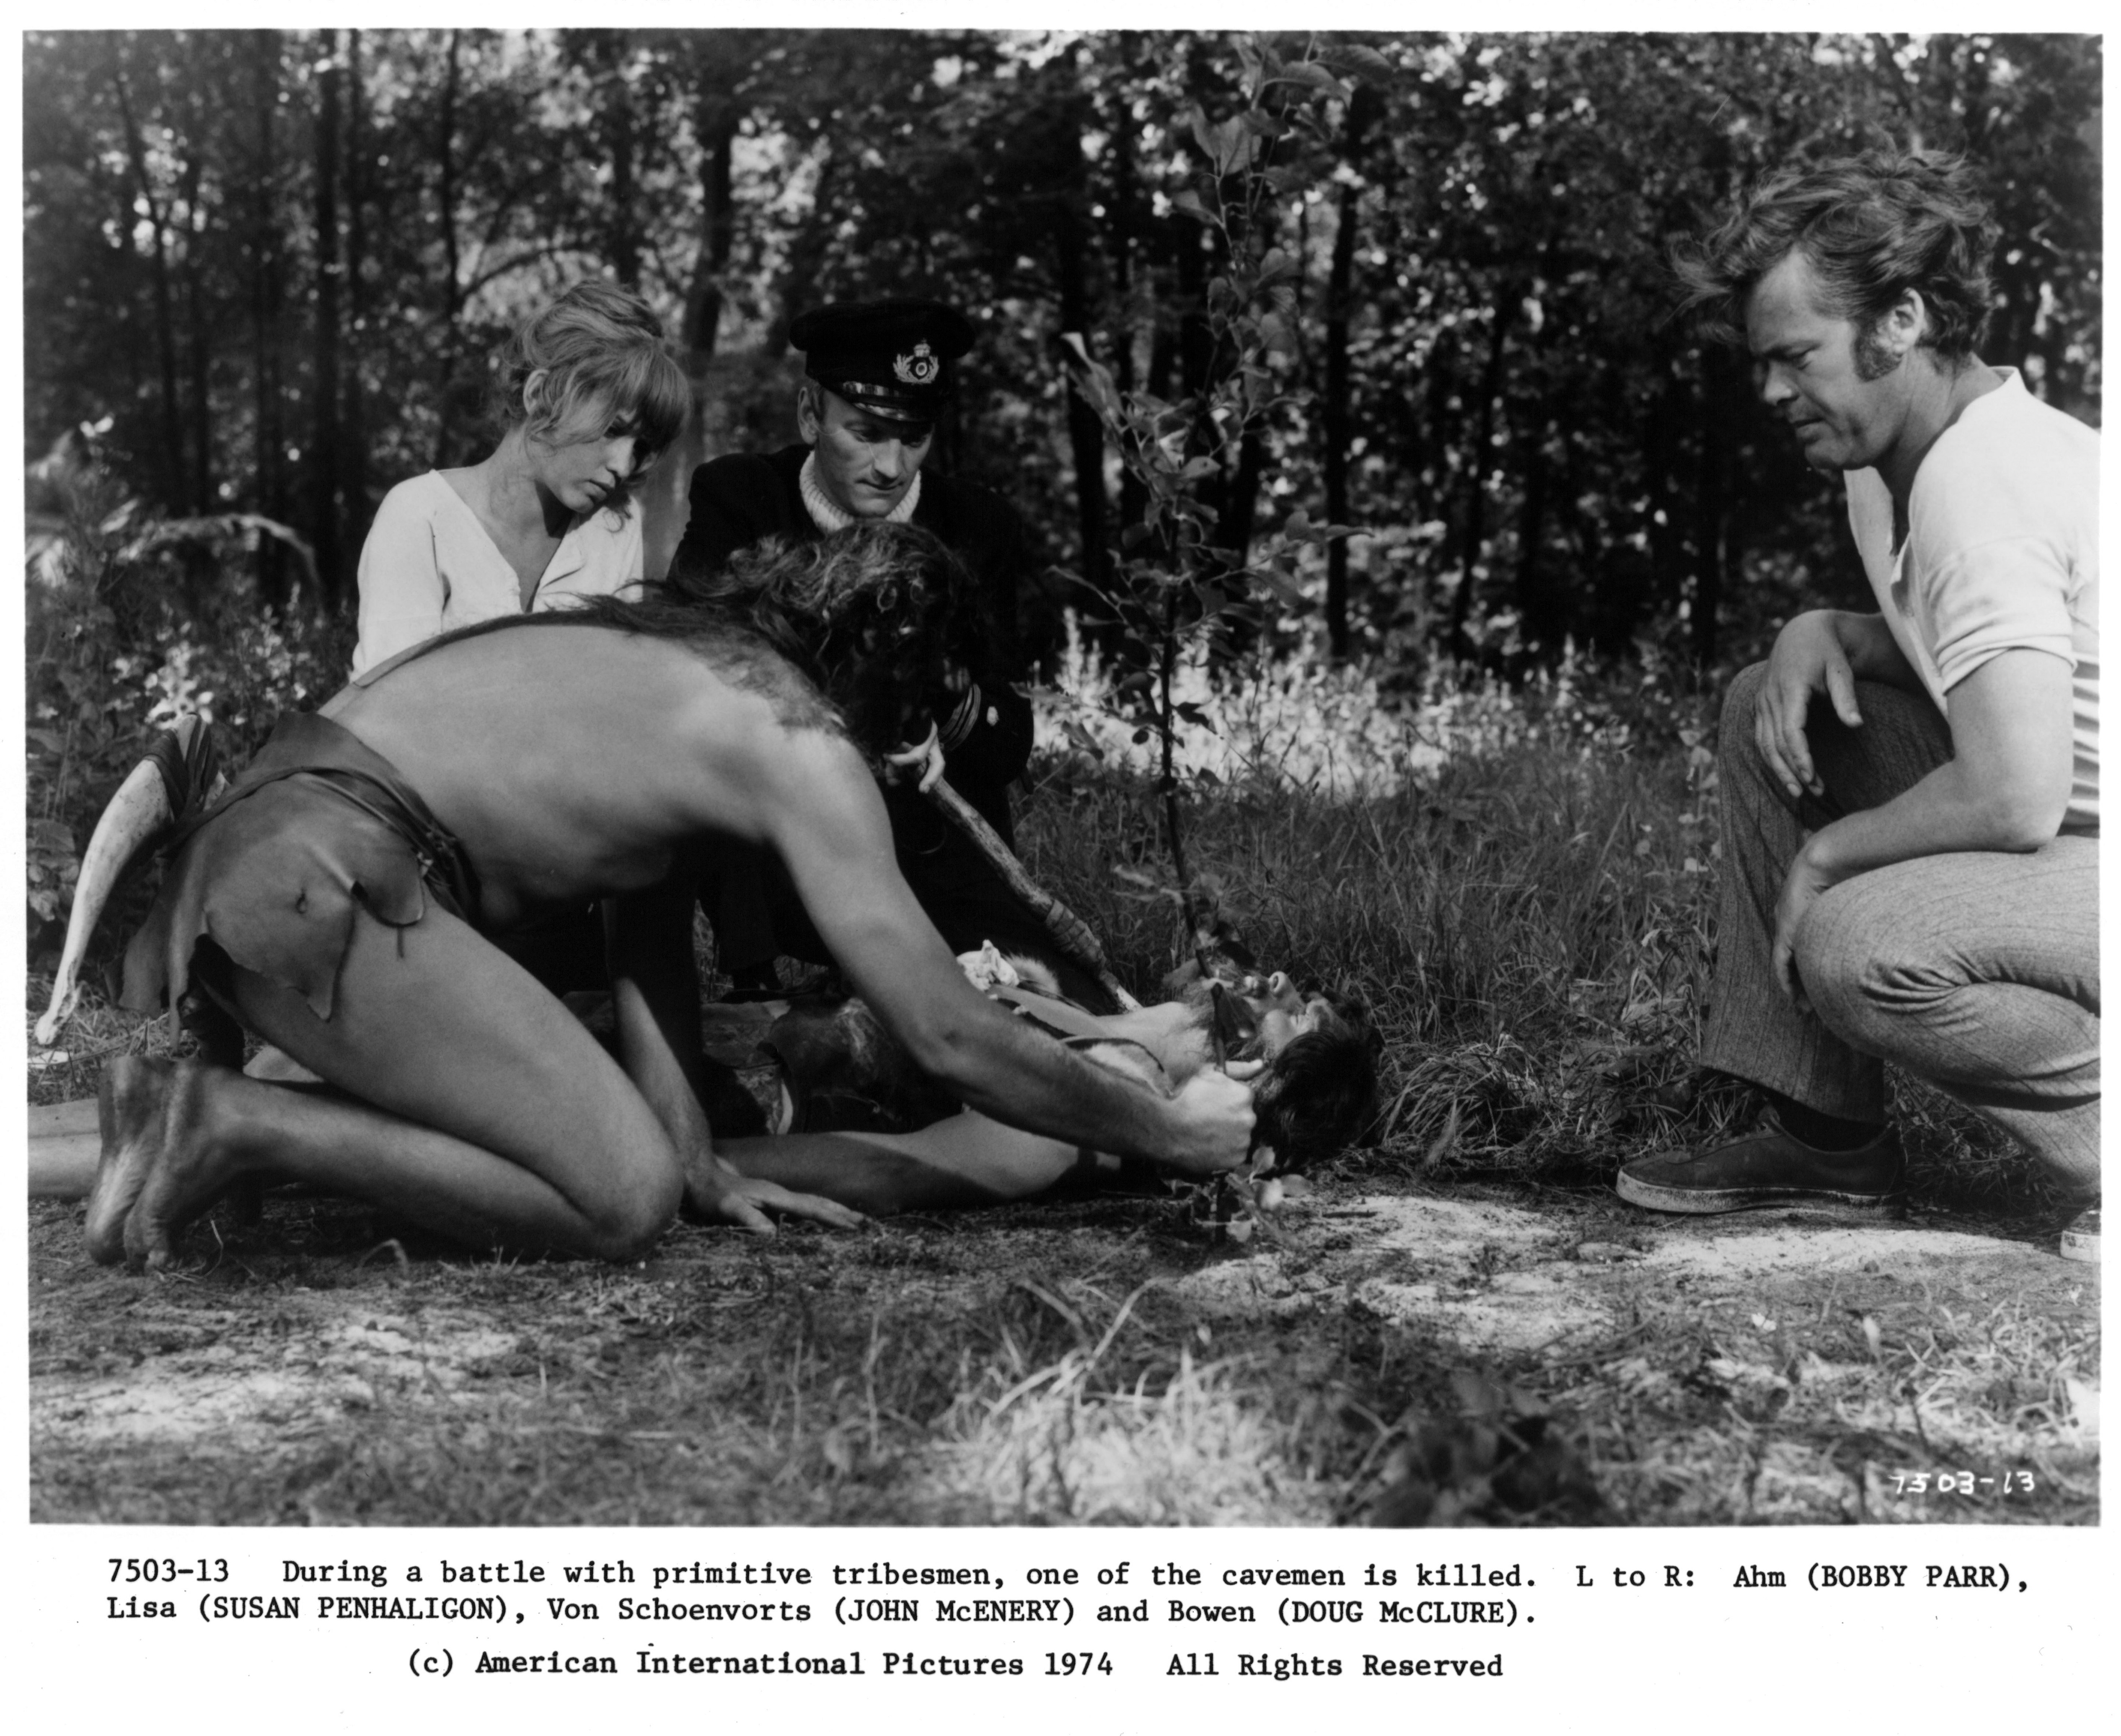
[23,29,2099,670]
[24,427,347,950]
[1055,34,1368,938]
[1015,652,2035,1211]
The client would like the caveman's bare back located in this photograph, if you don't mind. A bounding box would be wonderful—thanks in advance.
[320,621,842,931]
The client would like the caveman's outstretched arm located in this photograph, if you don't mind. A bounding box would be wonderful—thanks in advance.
[603,881,711,1135]
[604,880,863,1234]
[764,732,1254,1175]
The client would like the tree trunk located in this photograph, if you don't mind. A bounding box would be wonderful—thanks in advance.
[650,76,743,583]
[1321,85,1384,658]
[111,66,185,512]
[432,29,465,468]
[250,32,288,605]
[344,28,372,555]
[1513,422,1555,647]
[1053,194,1109,598]
[114,174,147,417]
[309,33,345,609]
[1641,377,1682,619]
[1690,347,1732,669]
[681,99,738,362]
[1208,186,1275,583]
[179,147,213,512]
[1447,285,1518,657]
[1106,76,1147,538]
[1220,423,1265,573]
[602,39,641,287]
[1322,190,1358,655]
[1175,220,1211,399]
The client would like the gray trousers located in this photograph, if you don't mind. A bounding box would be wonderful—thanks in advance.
[1699,663,2099,1192]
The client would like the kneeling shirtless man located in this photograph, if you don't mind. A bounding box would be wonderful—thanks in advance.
[89,525,1252,1268]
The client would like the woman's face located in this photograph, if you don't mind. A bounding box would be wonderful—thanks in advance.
[527,389,649,515]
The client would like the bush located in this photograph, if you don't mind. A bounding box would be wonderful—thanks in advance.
[23,430,352,967]
[1020,641,2023,1201]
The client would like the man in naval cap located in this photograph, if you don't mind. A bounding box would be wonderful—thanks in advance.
[673,298,1111,1009]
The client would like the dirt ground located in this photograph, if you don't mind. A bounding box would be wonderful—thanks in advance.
[29,1168,2098,1527]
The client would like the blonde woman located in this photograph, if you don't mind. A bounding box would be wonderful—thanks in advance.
[352,280,688,675]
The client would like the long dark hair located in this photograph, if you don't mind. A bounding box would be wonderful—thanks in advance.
[661,521,977,752]
[1241,993,1382,1173]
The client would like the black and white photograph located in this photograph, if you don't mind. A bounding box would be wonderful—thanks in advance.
[19,23,2100,1547]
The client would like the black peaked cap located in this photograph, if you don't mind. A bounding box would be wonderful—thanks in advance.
[790,298,976,422]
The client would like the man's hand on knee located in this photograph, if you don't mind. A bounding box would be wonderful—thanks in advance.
[1771,847,1840,1015]
[1760,613,1865,801]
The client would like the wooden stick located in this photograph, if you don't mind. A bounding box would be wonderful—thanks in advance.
[924,777,1141,1011]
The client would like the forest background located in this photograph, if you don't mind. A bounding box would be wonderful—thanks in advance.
[21,26,2103,1005]
[21,29,2104,1526]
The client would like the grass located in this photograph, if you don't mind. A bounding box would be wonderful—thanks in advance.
[26,702,2096,1526]
[1015,719,2065,1216]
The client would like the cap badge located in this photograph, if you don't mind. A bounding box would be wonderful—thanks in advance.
[894,341,940,386]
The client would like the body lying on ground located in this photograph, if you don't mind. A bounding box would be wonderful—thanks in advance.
[678,948,1378,1216]
[31,951,1377,1222]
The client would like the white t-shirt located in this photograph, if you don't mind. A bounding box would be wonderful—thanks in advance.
[350,470,645,676]
[1846,369,2100,831]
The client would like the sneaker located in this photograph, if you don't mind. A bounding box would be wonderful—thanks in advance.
[1616,1111,1905,1218]
[2060,1208,2100,1264]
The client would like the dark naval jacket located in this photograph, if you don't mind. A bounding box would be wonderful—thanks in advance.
[670,445,1104,1000]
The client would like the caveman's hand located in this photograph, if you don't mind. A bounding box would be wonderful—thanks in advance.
[1158,1068,1258,1177]
[686,1151,868,1236]
[881,721,946,793]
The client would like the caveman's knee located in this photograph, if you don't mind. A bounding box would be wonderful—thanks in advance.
[579,1163,684,1263]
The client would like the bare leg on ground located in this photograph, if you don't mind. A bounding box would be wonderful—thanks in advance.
[85,1058,178,1261]
[33,1053,326,1203]
[88,905,686,1270]
[29,1100,101,1199]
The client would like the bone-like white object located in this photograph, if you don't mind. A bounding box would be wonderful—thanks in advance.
[955,941,1021,993]
[924,776,1142,1012]
[34,757,178,1046]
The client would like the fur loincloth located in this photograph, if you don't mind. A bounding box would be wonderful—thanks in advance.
[122,712,476,1026]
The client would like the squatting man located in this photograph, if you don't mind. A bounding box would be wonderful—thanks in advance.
[1622,148,2098,1260]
